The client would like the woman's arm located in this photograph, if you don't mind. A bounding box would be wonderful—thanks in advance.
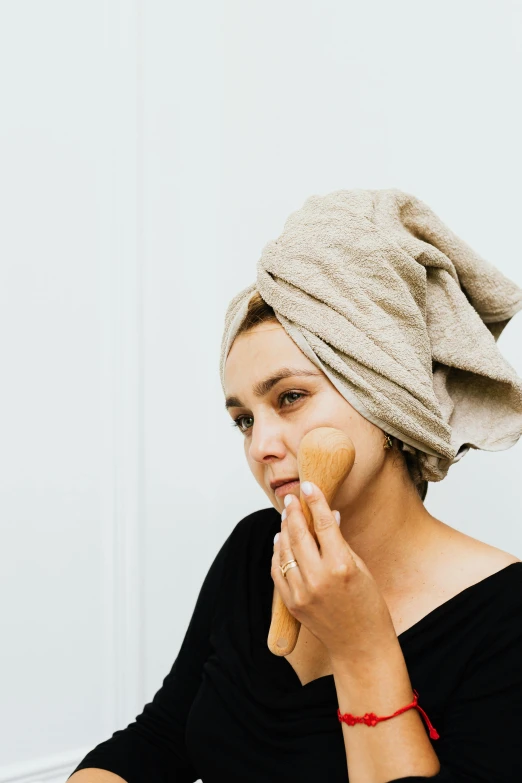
[67,521,240,783]
[332,584,522,783]
[68,770,128,783]
[332,641,440,782]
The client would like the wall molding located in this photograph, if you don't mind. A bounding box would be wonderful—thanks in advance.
[1,2,145,781]
[102,0,146,729]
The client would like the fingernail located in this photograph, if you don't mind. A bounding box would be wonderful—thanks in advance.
[301,481,313,496]
[274,532,280,544]
[284,494,293,507]
[334,510,341,525]
[281,509,287,521]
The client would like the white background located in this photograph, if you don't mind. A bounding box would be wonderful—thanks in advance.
[0,1,521,781]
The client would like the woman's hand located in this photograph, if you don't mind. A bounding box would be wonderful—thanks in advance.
[271,481,398,664]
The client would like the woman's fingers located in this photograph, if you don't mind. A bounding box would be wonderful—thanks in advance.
[299,483,359,572]
[283,494,322,569]
[300,483,343,550]
[271,518,301,612]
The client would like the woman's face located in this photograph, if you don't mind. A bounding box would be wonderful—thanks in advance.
[224,320,392,513]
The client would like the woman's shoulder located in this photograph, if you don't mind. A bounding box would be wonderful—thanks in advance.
[224,505,279,554]
[447,529,520,584]
[429,520,521,590]
[435,529,522,623]
[395,524,522,638]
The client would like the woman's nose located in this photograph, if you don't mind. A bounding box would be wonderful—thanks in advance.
[248,422,286,462]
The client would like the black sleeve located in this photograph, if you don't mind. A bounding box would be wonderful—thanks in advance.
[68,522,238,783]
[386,584,522,783]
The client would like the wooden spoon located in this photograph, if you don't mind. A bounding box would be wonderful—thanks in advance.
[267,426,356,656]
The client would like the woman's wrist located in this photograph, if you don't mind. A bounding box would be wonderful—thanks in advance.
[328,634,403,678]
[330,640,441,781]
[330,640,412,710]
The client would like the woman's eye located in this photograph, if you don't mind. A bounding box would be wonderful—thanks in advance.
[232,415,254,433]
[231,392,305,434]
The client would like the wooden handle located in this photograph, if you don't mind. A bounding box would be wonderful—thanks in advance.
[267,427,356,656]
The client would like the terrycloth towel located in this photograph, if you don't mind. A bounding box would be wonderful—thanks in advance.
[219,189,522,482]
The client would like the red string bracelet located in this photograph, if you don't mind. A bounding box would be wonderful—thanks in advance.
[337,689,440,740]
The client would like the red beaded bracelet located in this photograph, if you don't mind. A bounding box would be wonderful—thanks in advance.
[337,689,440,740]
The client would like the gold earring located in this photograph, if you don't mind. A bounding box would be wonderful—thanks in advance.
[383,433,393,450]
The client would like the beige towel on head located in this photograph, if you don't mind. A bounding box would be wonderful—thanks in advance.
[219,189,522,482]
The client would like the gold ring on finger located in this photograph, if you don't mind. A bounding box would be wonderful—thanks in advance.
[280,559,299,577]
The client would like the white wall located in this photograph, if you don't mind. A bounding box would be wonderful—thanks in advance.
[0,1,520,781]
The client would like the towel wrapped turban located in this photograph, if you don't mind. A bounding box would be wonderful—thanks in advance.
[219,189,522,482]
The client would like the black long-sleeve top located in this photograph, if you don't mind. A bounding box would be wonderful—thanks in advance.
[69,507,522,782]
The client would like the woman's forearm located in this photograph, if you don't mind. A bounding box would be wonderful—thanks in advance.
[331,641,441,783]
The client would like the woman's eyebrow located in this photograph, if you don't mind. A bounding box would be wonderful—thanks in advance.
[225,367,322,410]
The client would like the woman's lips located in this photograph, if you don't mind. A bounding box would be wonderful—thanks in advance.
[274,479,300,497]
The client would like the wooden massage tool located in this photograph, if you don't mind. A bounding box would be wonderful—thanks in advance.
[267,426,356,657]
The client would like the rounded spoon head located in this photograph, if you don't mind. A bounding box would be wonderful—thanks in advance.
[297,426,356,504]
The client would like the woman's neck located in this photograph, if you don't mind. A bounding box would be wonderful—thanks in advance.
[336,465,440,595]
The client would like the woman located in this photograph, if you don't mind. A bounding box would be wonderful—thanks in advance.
[69,190,522,782]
